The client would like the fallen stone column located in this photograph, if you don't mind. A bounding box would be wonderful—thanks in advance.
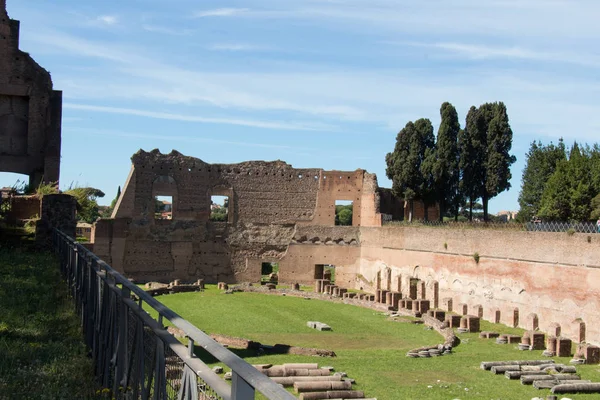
[490,365,520,374]
[326,390,365,398]
[505,371,548,380]
[480,360,554,370]
[521,374,580,385]
[271,376,342,386]
[533,380,590,390]
[293,380,352,393]
[552,382,600,394]
[284,363,319,370]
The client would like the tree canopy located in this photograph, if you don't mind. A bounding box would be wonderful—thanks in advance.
[517,139,566,221]
[64,187,105,224]
[386,118,435,220]
[526,141,600,222]
[387,101,516,222]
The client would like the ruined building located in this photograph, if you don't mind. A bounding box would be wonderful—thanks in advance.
[92,149,600,345]
[0,1,62,188]
[93,149,435,283]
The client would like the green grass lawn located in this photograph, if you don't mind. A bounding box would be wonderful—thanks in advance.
[153,286,600,399]
[0,246,97,399]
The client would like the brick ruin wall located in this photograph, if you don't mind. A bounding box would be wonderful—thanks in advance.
[92,149,381,283]
[0,2,62,188]
[92,149,600,345]
[357,227,600,345]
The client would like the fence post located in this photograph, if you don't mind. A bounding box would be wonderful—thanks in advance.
[231,371,255,399]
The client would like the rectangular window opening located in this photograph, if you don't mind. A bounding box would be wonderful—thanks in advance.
[261,262,279,284]
[314,264,325,280]
[210,195,229,221]
[154,195,173,220]
[335,200,353,226]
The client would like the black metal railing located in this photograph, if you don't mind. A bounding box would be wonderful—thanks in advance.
[53,229,296,400]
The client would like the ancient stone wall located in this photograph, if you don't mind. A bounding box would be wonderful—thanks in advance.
[0,2,62,188]
[357,226,600,345]
[36,194,76,248]
[94,149,382,283]
[92,149,600,345]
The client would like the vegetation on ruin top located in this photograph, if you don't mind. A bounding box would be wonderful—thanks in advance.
[152,287,600,400]
[0,246,96,398]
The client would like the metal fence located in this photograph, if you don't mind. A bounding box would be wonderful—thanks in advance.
[383,219,600,233]
[53,229,296,400]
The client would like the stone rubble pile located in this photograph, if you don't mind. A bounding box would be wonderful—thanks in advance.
[254,363,376,399]
[481,359,600,394]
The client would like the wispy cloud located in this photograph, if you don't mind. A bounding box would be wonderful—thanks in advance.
[142,24,193,36]
[96,15,118,25]
[208,43,269,52]
[71,128,301,150]
[63,103,337,131]
[399,41,600,68]
[193,8,249,18]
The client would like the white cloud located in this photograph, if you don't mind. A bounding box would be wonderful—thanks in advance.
[193,8,249,18]
[398,41,600,68]
[71,128,303,150]
[142,24,193,36]
[208,43,268,52]
[96,15,118,25]
[63,103,337,131]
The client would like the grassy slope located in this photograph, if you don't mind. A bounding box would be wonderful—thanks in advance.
[154,286,600,400]
[0,247,96,399]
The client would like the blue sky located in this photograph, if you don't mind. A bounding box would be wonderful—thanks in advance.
[2,0,599,212]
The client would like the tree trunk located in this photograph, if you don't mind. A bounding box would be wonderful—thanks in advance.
[439,193,445,222]
[409,200,414,222]
[469,198,473,221]
[482,194,489,221]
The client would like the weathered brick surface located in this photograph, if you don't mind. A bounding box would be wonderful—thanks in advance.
[0,2,61,188]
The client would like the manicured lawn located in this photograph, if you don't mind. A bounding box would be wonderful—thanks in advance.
[0,247,96,399]
[154,286,600,399]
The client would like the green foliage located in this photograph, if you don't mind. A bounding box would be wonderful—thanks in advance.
[210,205,228,221]
[386,118,435,220]
[461,103,516,221]
[518,139,566,221]
[537,142,599,222]
[591,194,600,220]
[458,107,486,220]
[34,181,59,197]
[335,204,353,226]
[473,252,480,264]
[64,187,105,224]
[423,102,461,220]
[0,248,96,397]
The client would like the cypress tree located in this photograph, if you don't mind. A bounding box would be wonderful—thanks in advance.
[422,102,460,221]
[386,118,435,221]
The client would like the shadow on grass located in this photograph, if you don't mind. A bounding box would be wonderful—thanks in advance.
[0,246,98,399]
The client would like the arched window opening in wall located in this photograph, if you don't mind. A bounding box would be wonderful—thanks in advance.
[210,195,229,221]
[335,200,353,226]
[154,195,173,220]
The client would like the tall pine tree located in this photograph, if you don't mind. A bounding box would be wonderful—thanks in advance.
[459,103,516,221]
[422,102,460,221]
[386,118,435,221]
[459,107,485,220]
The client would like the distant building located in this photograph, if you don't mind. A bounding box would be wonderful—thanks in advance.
[76,222,92,241]
[496,210,518,222]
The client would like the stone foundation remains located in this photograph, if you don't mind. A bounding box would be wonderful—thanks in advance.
[90,149,600,347]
